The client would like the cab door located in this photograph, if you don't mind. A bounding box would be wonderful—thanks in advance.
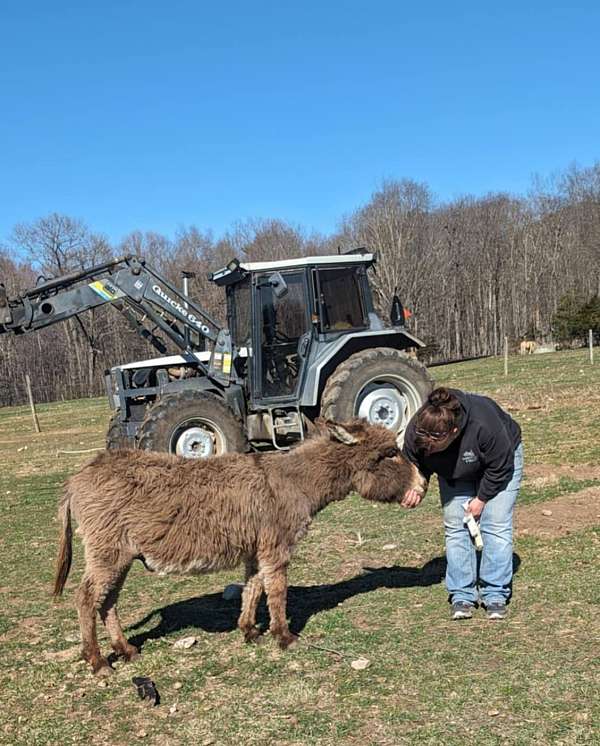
[252,270,312,403]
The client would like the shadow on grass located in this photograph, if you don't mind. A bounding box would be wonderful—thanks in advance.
[127,557,449,649]
[127,553,521,649]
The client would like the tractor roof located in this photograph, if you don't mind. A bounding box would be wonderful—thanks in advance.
[210,251,375,286]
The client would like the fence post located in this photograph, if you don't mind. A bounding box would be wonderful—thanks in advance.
[504,336,509,377]
[25,373,41,434]
[590,329,594,365]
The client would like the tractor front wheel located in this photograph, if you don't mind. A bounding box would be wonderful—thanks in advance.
[106,413,132,450]
[320,348,433,444]
[136,391,247,458]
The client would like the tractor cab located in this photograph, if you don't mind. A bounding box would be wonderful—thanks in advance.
[211,253,375,407]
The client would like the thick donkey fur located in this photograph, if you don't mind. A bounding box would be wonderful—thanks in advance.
[53,418,426,675]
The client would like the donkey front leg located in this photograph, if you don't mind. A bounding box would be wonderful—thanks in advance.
[260,562,298,649]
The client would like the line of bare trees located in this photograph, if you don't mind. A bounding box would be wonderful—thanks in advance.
[1,162,599,407]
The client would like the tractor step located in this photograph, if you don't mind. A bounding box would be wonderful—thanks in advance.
[267,407,304,450]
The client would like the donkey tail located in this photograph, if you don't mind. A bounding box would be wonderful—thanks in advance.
[53,486,73,598]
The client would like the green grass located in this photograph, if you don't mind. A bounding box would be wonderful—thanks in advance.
[0,350,598,745]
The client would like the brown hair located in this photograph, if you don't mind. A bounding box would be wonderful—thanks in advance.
[414,387,462,450]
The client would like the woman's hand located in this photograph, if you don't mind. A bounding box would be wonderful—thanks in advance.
[465,497,485,519]
[401,489,423,509]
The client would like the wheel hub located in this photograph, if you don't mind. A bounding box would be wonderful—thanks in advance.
[174,427,215,459]
[357,387,407,431]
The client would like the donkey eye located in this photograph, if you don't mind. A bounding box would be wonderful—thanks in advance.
[384,447,399,459]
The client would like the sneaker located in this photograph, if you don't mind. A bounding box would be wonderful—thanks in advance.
[451,602,474,620]
[486,602,507,620]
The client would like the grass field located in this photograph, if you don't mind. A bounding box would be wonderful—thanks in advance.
[0,350,598,745]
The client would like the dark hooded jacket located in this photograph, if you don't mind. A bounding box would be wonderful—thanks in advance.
[402,389,522,502]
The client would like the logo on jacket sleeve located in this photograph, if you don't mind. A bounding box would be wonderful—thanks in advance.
[462,450,477,464]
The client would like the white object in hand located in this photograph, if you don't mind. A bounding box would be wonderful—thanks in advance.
[464,509,484,550]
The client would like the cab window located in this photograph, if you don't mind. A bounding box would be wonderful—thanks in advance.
[258,271,309,398]
[317,267,366,331]
[230,276,252,346]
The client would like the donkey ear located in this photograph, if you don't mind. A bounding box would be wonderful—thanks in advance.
[323,420,359,445]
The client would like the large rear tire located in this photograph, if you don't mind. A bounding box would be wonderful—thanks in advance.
[320,348,433,444]
[136,391,247,458]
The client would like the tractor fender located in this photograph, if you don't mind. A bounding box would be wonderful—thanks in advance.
[301,329,426,407]
[158,377,246,419]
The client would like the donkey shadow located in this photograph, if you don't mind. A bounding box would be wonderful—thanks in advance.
[126,556,450,650]
[127,552,522,650]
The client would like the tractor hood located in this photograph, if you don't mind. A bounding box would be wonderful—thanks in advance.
[113,347,249,372]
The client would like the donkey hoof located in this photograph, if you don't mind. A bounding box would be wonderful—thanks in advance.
[278,633,299,650]
[243,626,263,644]
[110,641,139,663]
[92,659,114,677]
[120,644,140,662]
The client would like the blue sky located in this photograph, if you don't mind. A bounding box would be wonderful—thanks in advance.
[1,1,599,244]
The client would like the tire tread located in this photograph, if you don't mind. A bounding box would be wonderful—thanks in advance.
[320,347,433,422]
[136,390,247,455]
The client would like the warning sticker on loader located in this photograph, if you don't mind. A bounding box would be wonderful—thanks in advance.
[89,280,121,301]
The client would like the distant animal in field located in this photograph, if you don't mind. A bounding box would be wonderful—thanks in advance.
[53,418,427,676]
[520,340,538,355]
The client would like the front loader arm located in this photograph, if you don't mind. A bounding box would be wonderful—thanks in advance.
[0,256,223,363]
[0,277,121,333]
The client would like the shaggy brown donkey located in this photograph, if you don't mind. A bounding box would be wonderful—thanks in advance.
[54,418,427,675]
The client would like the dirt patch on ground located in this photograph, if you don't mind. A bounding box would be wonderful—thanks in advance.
[524,463,600,481]
[515,486,600,539]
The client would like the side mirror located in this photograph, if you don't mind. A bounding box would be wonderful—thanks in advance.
[390,292,405,327]
[269,272,288,298]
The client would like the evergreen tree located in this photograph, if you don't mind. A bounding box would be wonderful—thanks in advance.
[552,293,583,340]
[576,296,600,337]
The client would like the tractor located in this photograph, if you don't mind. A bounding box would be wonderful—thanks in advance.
[0,250,433,455]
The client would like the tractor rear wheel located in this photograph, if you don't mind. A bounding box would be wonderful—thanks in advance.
[320,348,433,444]
[136,391,247,458]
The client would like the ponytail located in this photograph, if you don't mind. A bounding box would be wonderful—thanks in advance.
[427,387,456,409]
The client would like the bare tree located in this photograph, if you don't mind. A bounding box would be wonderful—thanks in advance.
[2,161,600,405]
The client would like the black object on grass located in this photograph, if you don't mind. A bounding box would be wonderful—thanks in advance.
[132,676,160,706]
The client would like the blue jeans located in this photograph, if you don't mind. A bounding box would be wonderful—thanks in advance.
[439,443,524,606]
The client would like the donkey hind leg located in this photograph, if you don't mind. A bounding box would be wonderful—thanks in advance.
[99,563,138,662]
[244,557,258,584]
[77,573,112,676]
[260,562,298,650]
[238,558,263,643]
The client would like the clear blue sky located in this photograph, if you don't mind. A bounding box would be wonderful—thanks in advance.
[1,1,599,244]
